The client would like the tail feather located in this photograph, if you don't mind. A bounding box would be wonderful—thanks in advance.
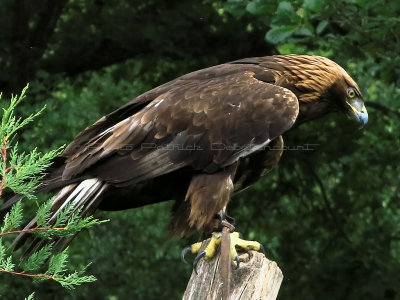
[0,175,89,221]
[49,179,102,220]
[13,178,108,256]
[52,181,108,253]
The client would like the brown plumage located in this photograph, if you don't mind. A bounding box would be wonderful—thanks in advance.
[0,54,367,251]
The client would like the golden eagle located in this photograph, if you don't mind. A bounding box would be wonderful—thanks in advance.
[0,54,367,264]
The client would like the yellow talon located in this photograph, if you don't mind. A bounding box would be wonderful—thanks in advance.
[190,241,202,254]
[203,232,222,260]
[229,232,261,259]
[182,232,263,269]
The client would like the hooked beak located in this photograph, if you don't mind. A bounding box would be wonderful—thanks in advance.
[347,98,368,128]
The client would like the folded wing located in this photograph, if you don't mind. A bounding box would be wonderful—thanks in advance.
[61,70,299,186]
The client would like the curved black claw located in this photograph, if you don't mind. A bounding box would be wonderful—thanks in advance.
[193,251,206,275]
[259,244,265,254]
[225,213,235,226]
[181,246,192,264]
[243,248,253,261]
[235,256,240,269]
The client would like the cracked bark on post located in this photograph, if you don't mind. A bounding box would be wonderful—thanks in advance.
[183,244,283,300]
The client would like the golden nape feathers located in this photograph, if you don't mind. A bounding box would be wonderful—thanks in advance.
[271,55,361,102]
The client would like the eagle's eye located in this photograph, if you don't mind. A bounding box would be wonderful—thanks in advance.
[347,87,356,98]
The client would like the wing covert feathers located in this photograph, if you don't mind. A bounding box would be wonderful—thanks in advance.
[61,70,299,186]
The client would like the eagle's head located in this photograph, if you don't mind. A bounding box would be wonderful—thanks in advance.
[271,54,368,127]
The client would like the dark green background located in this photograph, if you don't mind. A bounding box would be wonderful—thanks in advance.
[0,0,399,299]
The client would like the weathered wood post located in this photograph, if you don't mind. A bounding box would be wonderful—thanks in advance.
[183,240,283,300]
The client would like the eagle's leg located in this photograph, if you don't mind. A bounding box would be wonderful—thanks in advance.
[181,210,263,272]
[215,210,236,231]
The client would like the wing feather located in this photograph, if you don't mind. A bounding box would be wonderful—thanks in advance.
[61,69,299,185]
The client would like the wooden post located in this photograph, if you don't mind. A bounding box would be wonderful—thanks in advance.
[183,245,283,300]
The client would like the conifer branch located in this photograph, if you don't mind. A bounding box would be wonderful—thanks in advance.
[0,86,103,292]
[0,226,67,237]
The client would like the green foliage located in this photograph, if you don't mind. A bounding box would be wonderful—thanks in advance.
[0,241,14,271]
[33,199,107,239]
[23,244,53,272]
[6,146,63,199]
[42,250,96,289]
[25,292,35,300]
[1,201,23,233]
[0,85,44,141]
[0,86,64,199]
[223,0,400,81]
[0,88,104,295]
[0,186,104,292]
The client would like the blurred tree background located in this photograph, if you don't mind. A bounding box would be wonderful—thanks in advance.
[0,0,399,299]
